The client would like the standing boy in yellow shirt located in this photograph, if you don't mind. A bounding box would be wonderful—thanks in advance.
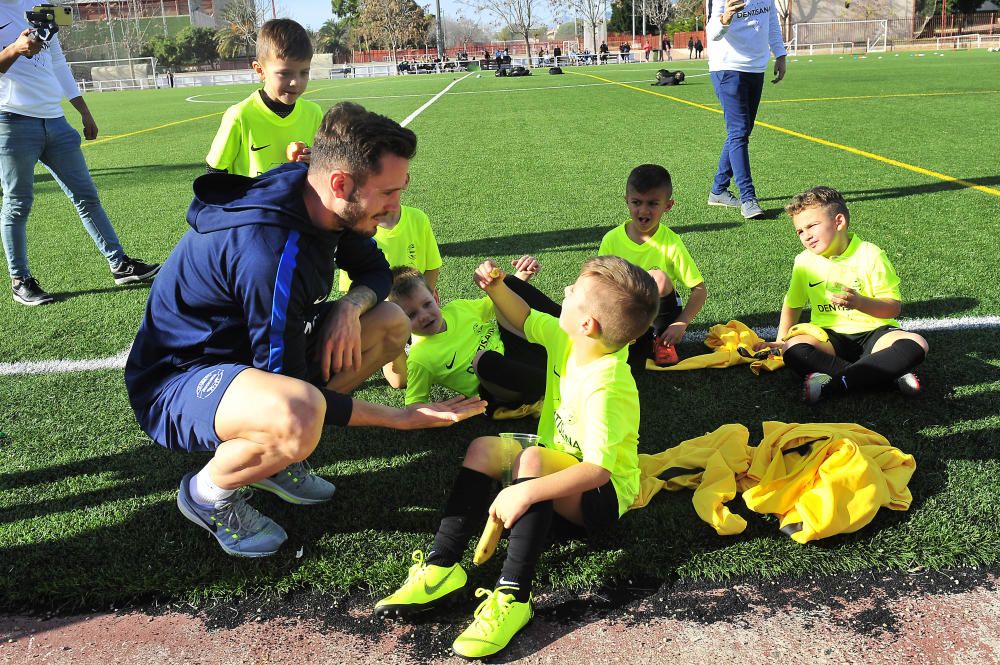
[374,256,659,659]
[599,164,708,371]
[760,186,928,403]
[205,19,322,177]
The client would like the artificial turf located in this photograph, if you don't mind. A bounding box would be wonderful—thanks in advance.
[1,50,998,611]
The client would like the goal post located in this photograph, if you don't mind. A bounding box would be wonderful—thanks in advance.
[67,57,160,92]
[790,20,889,54]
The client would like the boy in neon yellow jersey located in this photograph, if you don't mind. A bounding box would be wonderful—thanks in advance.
[205,19,322,177]
[599,164,708,371]
[388,256,556,413]
[757,186,928,403]
[375,256,659,659]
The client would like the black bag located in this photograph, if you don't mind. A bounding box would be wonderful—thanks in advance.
[510,65,531,76]
[549,66,563,75]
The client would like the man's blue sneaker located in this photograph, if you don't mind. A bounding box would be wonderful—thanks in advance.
[250,461,336,505]
[177,472,287,558]
[707,189,741,208]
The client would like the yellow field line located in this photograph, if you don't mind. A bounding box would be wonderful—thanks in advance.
[719,89,1000,106]
[568,71,1000,199]
[81,83,340,149]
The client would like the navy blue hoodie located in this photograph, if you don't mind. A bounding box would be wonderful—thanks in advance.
[125,163,390,423]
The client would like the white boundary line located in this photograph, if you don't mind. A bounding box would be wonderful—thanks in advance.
[3,315,998,377]
[400,72,471,127]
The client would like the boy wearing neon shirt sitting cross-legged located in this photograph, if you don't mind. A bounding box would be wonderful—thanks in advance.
[599,164,708,372]
[205,19,322,177]
[374,256,659,659]
[757,186,929,403]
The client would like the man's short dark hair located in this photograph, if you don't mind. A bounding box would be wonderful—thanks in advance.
[627,164,672,194]
[310,102,418,186]
[256,18,313,63]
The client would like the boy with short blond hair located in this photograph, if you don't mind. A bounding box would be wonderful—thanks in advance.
[374,256,658,659]
[764,186,928,403]
[599,164,708,370]
[205,18,322,177]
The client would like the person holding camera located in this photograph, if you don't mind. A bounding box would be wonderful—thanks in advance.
[0,1,159,306]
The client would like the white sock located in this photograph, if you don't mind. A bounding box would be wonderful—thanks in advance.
[190,465,235,507]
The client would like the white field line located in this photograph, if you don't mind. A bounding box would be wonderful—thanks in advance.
[183,75,711,105]
[3,314,998,377]
[400,72,471,126]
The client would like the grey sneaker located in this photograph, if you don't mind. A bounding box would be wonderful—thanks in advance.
[707,190,741,208]
[111,256,160,285]
[803,372,832,404]
[741,199,766,219]
[177,472,287,557]
[251,460,336,505]
[12,276,55,306]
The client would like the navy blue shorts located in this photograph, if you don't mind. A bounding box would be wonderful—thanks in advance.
[135,363,251,453]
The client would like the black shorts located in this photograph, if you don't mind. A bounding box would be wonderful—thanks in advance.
[825,325,899,362]
[550,479,620,540]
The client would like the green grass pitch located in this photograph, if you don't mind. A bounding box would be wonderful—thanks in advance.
[1,50,998,611]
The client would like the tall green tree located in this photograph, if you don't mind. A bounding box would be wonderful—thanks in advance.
[176,26,218,65]
[316,18,354,60]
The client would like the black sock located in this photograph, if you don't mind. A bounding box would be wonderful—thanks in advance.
[651,292,683,338]
[783,343,851,377]
[836,339,926,393]
[427,468,496,567]
[497,477,551,602]
[476,351,546,405]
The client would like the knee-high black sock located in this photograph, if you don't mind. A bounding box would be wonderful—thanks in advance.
[652,292,683,338]
[476,350,546,405]
[427,468,496,567]
[783,343,851,378]
[497,477,552,602]
[836,339,926,393]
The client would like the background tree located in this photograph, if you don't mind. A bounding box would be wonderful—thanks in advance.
[442,14,492,47]
[141,34,182,70]
[463,0,539,62]
[354,0,429,62]
[315,18,354,61]
[551,0,607,52]
[215,0,269,59]
[645,0,675,38]
[607,0,658,36]
[176,26,218,65]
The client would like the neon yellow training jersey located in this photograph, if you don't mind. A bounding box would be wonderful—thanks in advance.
[524,310,641,517]
[339,206,442,291]
[205,91,323,177]
[404,297,504,405]
[598,222,704,290]
[784,233,901,334]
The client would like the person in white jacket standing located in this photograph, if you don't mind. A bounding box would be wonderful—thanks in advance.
[0,0,159,306]
[704,0,787,220]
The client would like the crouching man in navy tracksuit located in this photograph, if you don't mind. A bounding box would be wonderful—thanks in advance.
[125,102,485,558]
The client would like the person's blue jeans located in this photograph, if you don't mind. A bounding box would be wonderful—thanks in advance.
[710,70,765,203]
[0,112,125,279]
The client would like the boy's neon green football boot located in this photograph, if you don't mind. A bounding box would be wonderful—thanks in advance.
[374,550,468,618]
[451,587,533,659]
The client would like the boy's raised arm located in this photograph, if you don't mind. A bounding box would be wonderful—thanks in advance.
[474,259,531,335]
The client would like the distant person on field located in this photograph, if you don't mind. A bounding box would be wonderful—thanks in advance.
[756,186,928,404]
[687,37,694,58]
[705,0,787,219]
[0,2,160,306]
[388,257,558,414]
[206,19,321,177]
[600,41,609,63]
[125,103,485,559]
[373,256,658,660]
[598,164,707,373]
[644,41,652,61]
[694,38,704,58]
[663,36,672,61]
[338,203,443,388]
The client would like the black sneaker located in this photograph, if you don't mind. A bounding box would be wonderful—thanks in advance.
[12,276,55,306]
[111,256,161,285]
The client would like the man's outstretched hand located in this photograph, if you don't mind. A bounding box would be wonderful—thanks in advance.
[400,395,487,429]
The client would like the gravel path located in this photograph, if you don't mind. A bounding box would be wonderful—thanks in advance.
[2,567,997,664]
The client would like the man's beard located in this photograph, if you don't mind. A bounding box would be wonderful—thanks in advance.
[338,199,377,238]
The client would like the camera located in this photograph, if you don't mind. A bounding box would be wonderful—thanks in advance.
[25,3,73,43]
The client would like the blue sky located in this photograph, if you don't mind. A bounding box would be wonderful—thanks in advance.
[281,0,469,30]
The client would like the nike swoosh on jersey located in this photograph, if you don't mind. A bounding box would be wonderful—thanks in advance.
[809,281,824,287]
[445,352,457,369]
[250,144,271,151]
[422,566,457,595]
[0,22,12,30]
